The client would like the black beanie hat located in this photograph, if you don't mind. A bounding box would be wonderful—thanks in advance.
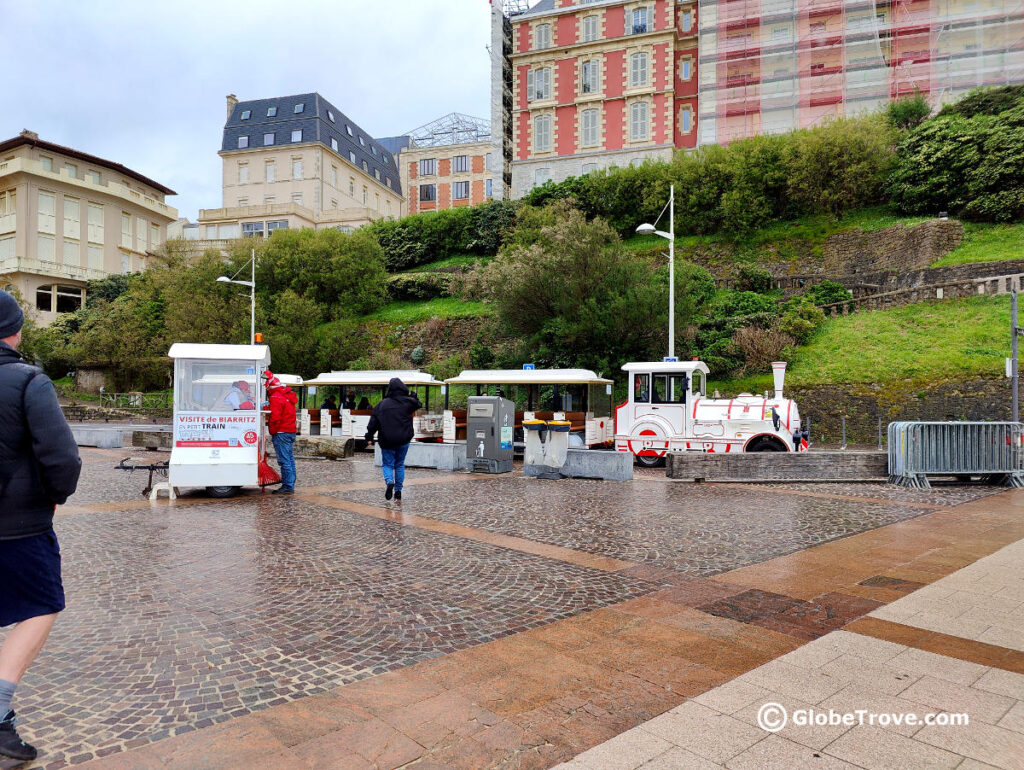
[0,290,25,339]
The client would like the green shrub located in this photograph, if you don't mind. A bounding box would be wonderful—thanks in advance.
[805,280,851,306]
[735,264,774,294]
[777,296,826,343]
[885,93,931,131]
[938,84,1024,119]
[387,273,454,302]
[720,291,777,318]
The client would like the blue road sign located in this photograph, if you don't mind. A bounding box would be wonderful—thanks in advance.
[523,363,535,370]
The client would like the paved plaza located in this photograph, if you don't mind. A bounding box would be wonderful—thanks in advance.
[2,447,1022,769]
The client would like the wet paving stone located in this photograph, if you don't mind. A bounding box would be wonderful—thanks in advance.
[335,475,997,577]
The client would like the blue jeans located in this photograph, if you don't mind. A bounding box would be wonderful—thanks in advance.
[272,433,296,491]
[380,443,410,490]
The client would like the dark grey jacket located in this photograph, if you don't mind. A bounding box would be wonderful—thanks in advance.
[365,378,422,449]
[0,342,82,539]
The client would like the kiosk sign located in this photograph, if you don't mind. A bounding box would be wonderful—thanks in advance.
[175,413,259,448]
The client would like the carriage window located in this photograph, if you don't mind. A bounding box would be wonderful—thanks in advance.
[691,370,705,396]
[652,374,687,404]
[633,374,650,403]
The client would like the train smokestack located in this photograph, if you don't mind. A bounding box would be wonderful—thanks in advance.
[772,362,787,399]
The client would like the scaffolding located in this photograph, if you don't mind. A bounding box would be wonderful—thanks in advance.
[697,0,1024,146]
[405,113,491,148]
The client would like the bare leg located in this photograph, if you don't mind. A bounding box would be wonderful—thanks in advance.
[0,614,57,684]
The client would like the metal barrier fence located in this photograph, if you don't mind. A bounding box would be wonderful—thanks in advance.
[100,392,172,410]
[888,421,1024,489]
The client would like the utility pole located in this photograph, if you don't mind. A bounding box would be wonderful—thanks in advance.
[1013,290,1020,422]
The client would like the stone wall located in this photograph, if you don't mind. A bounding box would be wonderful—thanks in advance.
[820,219,963,277]
[776,259,1024,296]
[666,451,888,481]
[789,378,1019,445]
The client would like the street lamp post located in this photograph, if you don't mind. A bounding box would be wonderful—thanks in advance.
[636,184,675,359]
[217,248,256,344]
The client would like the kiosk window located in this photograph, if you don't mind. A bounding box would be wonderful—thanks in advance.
[652,374,687,404]
[691,370,705,397]
[633,374,650,403]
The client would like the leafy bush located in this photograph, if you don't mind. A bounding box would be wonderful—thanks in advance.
[735,264,774,294]
[889,87,1024,222]
[805,280,851,306]
[386,273,454,302]
[720,291,777,318]
[777,296,826,343]
[885,93,931,131]
[732,326,795,374]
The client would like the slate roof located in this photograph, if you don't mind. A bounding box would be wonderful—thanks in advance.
[222,93,401,196]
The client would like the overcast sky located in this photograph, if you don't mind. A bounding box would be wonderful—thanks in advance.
[2,0,494,220]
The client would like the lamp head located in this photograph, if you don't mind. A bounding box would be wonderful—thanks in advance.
[636,223,656,235]
[216,276,231,283]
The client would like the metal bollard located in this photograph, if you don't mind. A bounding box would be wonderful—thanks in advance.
[841,417,847,450]
[877,416,883,451]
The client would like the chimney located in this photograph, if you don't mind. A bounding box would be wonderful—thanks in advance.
[772,362,787,400]
[19,129,39,141]
[226,94,238,120]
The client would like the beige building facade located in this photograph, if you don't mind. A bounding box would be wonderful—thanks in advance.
[0,130,177,325]
[199,93,403,243]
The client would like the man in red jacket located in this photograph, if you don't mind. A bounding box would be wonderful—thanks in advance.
[265,372,297,495]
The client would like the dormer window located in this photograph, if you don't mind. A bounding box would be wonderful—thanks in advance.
[237,136,249,149]
[349,151,357,163]
[240,110,251,120]
[328,110,335,122]
[267,106,277,117]
[294,103,304,114]
[346,125,353,136]
[371,145,378,156]
[358,136,366,146]
[331,137,339,151]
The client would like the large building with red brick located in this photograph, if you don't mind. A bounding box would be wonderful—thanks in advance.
[490,0,1024,199]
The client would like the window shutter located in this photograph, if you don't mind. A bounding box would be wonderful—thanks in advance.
[527,69,534,102]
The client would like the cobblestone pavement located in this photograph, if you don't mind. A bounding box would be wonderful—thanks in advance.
[1,449,1015,768]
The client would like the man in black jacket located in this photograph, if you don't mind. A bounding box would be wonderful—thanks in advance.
[0,290,81,762]
[364,377,421,502]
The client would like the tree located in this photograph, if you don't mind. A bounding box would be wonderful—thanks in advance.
[474,202,712,372]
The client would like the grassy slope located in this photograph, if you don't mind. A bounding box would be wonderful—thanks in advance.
[932,223,1024,267]
[360,297,490,324]
[405,254,492,273]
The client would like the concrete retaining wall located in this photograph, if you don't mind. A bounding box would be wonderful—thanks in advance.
[524,449,633,482]
[666,450,888,481]
[374,442,468,472]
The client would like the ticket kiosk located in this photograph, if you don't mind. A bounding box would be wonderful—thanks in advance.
[156,343,272,499]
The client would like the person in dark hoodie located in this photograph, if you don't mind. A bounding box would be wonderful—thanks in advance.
[364,377,421,501]
[265,371,299,495]
[0,290,81,762]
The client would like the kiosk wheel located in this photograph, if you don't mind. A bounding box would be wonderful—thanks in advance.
[206,485,240,498]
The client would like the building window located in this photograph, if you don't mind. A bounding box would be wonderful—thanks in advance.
[453,181,470,199]
[238,164,249,184]
[294,102,304,113]
[330,198,338,208]
[64,163,77,179]
[121,254,130,274]
[87,203,103,243]
[371,145,378,156]
[40,156,52,172]
[374,168,380,180]
[237,136,249,149]
[582,59,599,93]
[267,220,288,233]
[453,155,470,173]
[534,114,552,152]
[331,165,338,186]
[327,110,335,122]
[331,137,339,152]
[346,125,353,136]
[87,170,100,184]
[136,216,146,252]
[150,223,159,247]
[362,160,368,173]
[534,168,550,187]
[242,222,264,238]
[292,159,302,180]
[237,197,248,206]
[680,106,693,133]
[375,192,380,210]
[266,161,276,182]
[630,52,649,87]
[291,129,302,142]
[632,6,649,34]
[267,106,277,117]
[55,285,82,313]
[62,238,79,266]
[241,110,251,120]
[682,10,692,33]
[349,151,357,164]
[349,178,355,195]
[386,178,393,189]
[63,196,80,238]
[535,23,552,49]
[358,136,366,146]
[87,244,102,269]
[630,102,650,140]
[37,192,56,234]
[362,187,367,205]
[580,109,599,147]
[582,162,598,174]
[264,132,275,146]
[264,195,275,204]
[681,59,692,80]
[121,212,131,248]
[582,15,599,42]
[0,236,12,261]
[419,184,436,202]
[528,67,552,101]
[36,285,52,312]
[486,178,493,198]
[0,189,16,217]
[419,158,437,176]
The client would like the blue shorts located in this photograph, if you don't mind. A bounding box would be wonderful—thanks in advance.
[0,530,65,627]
